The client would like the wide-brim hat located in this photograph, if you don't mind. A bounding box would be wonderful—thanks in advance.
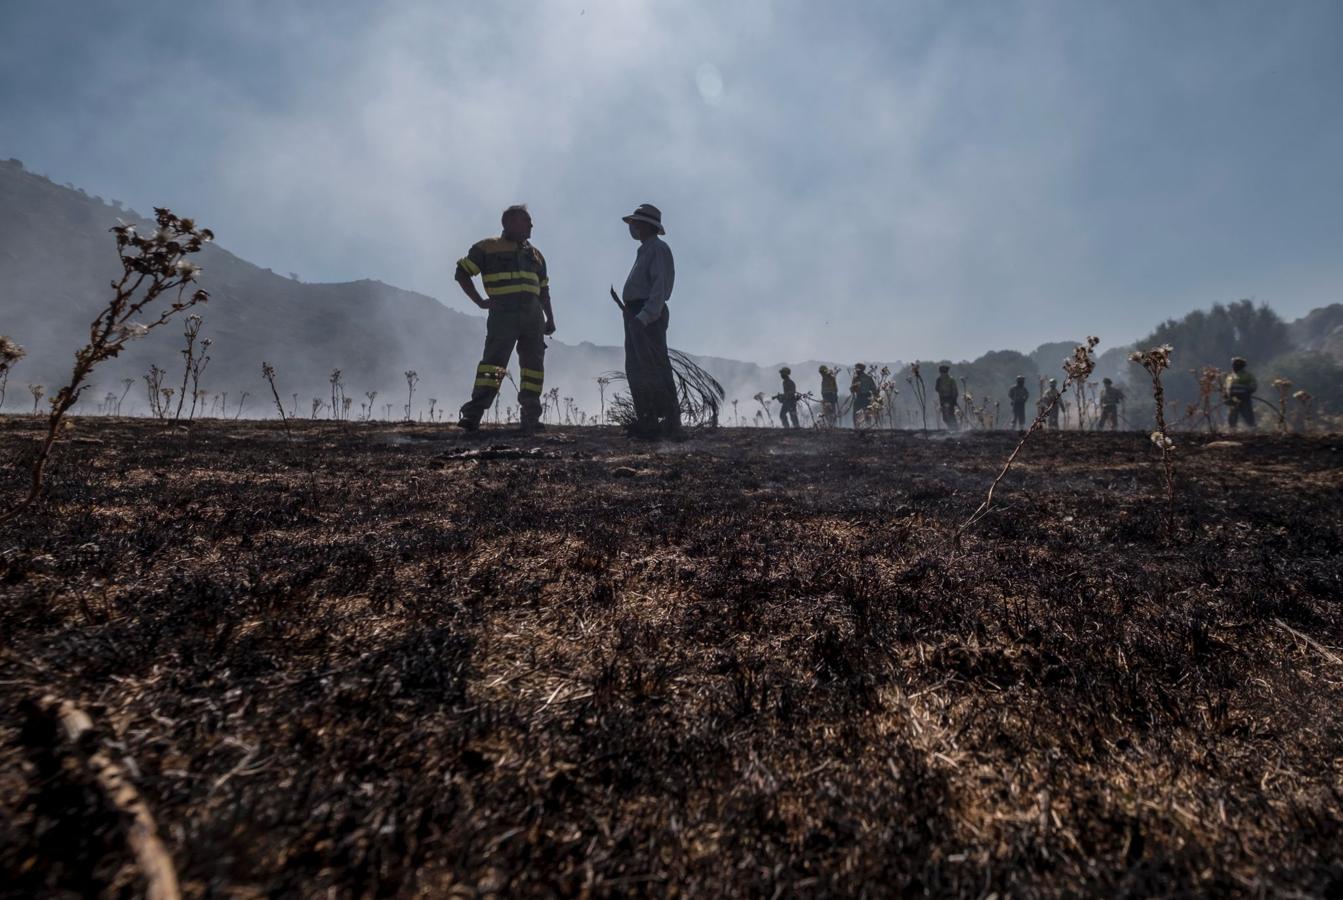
[622,203,665,235]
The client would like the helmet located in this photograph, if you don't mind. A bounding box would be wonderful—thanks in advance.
[854,363,866,371]
[938,365,950,373]
[818,365,830,375]
[779,367,791,376]
[1103,377,1112,384]
[1231,356,1247,370]
[1049,377,1058,385]
[1016,375,1025,382]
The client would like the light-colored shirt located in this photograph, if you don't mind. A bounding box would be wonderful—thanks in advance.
[622,235,675,326]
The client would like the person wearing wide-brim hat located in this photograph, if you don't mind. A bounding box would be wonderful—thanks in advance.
[619,203,682,438]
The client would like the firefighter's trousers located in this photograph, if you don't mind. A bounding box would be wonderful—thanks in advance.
[459,298,546,425]
[1228,396,1256,430]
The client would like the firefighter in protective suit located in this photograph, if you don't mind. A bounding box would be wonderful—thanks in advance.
[455,205,556,432]
[819,366,839,427]
[850,364,876,427]
[776,367,800,428]
[1098,377,1124,430]
[1007,376,1029,430]
[1224,357,1257,430]
[1040,378,1062,429]
[935,365,959,432]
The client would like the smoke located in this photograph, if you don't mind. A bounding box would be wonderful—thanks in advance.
[2,1,1341,370]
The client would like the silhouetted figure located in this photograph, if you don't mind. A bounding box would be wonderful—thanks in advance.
[1007,375,1029,430]
[935,365,959,432]
[1224,356,1257,430]
[1098,377,1124,430]
[776,367,800,428]
[1040,378,1062,429]
[455,205,555,433]
[819,365,838,427]
[850,363,876,427]
[620,204,682,439]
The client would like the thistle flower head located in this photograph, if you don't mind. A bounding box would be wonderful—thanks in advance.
[0,335,24,364]
[1271,377,1292,390]
[118,322,150,340]
[1149,431,1175,451]
[174,259,202,281]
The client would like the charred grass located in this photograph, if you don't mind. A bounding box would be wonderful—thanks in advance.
[1,419,1342,897]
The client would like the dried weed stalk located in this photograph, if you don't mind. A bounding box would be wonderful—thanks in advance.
[1,208,210,523]
[1130,345,1177,535]
[955,337,1099,547]
[0,335,25,410]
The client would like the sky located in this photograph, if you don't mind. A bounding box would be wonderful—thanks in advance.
[2,0,1342,365]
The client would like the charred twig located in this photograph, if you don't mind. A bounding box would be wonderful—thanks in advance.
[30,694,182,900]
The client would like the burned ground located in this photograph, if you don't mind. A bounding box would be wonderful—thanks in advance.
[1,419,1341,897]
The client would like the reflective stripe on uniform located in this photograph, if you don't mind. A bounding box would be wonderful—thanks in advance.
[482,270,540,284]
[458,257,480,276]
[474,363,506,389]
[539,278,549,288]
[519,367,544,393]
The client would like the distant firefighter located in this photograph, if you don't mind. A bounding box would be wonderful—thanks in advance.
[850,363,876,427]
[1040,378,1062,429]
[1098,377,1124,431]
[934,365,959,432]
[819,365,838,427]
[1007,375,1030,430]
[455,204,555,433]
[1223,356,1257,430]
[775,367,800,429]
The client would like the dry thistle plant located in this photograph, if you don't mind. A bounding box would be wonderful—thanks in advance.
[262,362,293,443]
[1129,345,1177,534]
[1270,377,1292,434]
[1194,366,1222,434]
[954,337,1099,547]
[907,361,928,431]
[752,391,772,426]
[404,370,419,421]
[28,383,45,415]
[1,208,211,523]
[0,336,25,410]
[329,369,344,421]
[173,314,207,421]
[1293,389,1313,433]
[117,378,134,416]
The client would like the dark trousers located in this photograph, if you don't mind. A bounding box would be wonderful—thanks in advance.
[1228,396,1255,429]
[623,301,681,431]
[940,400,959,431]
[779,403,799,428]
[1011,401,1027,429]
[460,299,546,425]
[852,394,871,427]
[1099,405,1119,430]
